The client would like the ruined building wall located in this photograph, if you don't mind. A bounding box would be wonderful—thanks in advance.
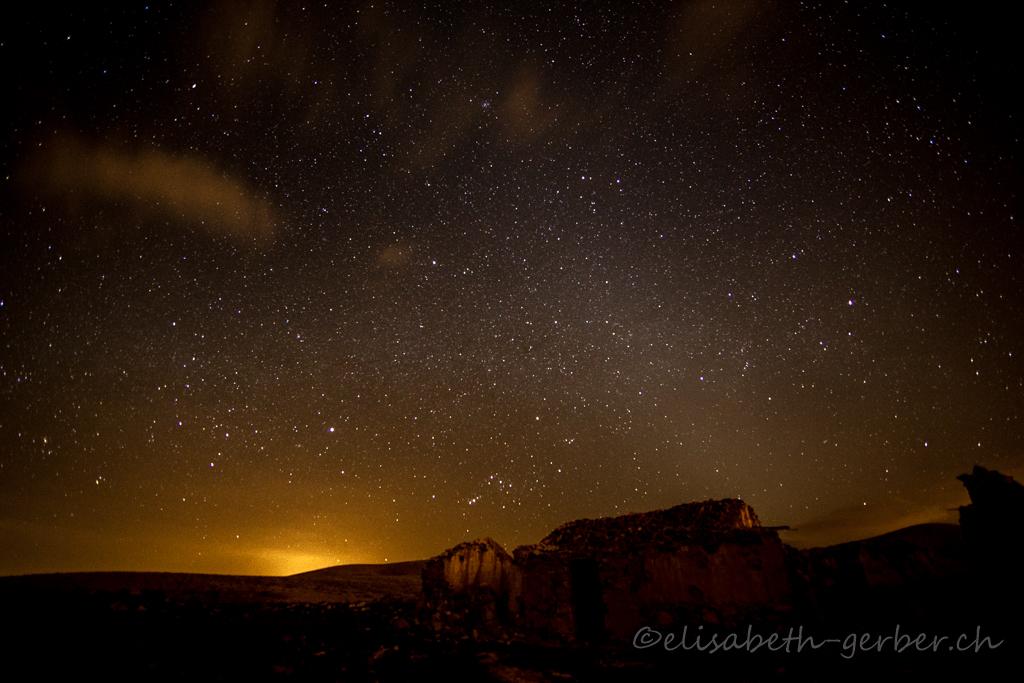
[422,537,513,598]
[423,500,794,642]
[508,529,792,641]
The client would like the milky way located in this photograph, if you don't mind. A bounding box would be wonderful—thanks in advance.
[2,1,1021,575]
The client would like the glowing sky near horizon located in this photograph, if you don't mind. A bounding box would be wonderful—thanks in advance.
[1,1,1021,576]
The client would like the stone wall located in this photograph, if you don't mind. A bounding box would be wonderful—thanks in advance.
[421,537,513,599]
[508,526,792,641]
[422,499,794,642]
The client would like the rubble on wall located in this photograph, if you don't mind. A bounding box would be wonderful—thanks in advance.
[534,498,762,556]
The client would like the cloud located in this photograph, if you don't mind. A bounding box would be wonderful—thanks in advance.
[781,464,1024,549]
[199,0,312,98]
[660,0,778,111]
[22,134,277,245]
[496,63,559,144]
[665,0,766,75]
[377,242,413,267]
[782,500,961,550]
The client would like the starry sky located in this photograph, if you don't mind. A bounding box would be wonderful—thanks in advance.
[2,1,1021,577]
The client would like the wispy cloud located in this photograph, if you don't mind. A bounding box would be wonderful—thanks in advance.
[22,134,277,245]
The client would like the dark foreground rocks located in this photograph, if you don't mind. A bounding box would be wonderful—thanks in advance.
[0,583,1016,681]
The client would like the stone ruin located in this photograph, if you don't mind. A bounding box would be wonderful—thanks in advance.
[422,469,1024,644]
[421,537,515,637]
[422,499,793,642]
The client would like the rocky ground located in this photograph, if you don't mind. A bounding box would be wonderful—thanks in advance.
[1,575,1016,681]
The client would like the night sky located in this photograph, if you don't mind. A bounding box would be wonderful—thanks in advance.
[2,1,1021,577]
